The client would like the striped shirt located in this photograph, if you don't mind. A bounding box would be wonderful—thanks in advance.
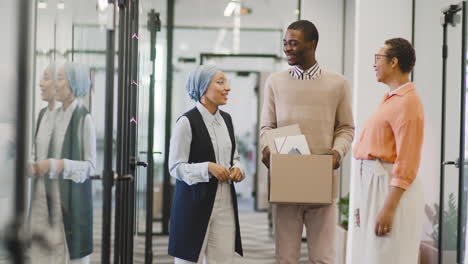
[288,62,321,80]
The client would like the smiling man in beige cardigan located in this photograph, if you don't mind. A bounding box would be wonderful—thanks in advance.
[260,20,354,264]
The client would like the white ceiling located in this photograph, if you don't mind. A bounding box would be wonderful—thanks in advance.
[174,0,298,29]
[37,0,297,30]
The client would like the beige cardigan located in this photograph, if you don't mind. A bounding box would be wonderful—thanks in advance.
[260,69,355,198]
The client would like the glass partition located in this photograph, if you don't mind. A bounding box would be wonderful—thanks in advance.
[29,0,109,262]
[0,1,19,262]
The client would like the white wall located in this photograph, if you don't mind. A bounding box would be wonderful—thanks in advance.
[301,0,345,73]
[339,0,356,198]
[352,0,413,143]
[413,0,445,243]
[347,0,413,262]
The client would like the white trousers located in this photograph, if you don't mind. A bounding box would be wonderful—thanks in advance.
[348,160,424,264]
[29,179,90,264]
[174,183,236,264]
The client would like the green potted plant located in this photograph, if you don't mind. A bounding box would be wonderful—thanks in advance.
[336,193,349,264]
[338,194,350,230]
[420,193,458,264]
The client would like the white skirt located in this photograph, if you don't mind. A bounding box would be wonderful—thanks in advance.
[348,159,424,264]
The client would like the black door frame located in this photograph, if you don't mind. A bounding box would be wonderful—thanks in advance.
[100,2,160,264]
[439,2,467,263]
[457,3,467,262]
[114,0,140,263]
[142,9,161,264]
[7,0,33,263]
[101,0,117,263]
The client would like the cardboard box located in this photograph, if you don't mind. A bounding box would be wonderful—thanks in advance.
[265,125,333,205]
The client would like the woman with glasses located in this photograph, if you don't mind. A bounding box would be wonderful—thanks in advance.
[351,38,424,263]
[168,65,244,264]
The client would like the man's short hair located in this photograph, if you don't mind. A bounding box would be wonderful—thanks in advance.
[384,38,416,73]
[287,20,319,45]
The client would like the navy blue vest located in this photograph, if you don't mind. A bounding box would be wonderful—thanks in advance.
[168,107,243,262]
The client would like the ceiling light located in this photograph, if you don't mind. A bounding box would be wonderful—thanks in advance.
[224,1,238,17]
[38,0,47,9]
[97,0,108,11]
[57,1,65,9]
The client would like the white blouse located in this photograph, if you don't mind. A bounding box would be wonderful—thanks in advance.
[49,100,97,183]
[168,102,244,185]
[35,107,56,162]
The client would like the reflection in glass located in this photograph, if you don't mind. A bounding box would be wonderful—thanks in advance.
[29,65,58,263]
[31,63,96,263]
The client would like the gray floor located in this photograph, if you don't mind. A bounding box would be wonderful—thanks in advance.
[90,198,309,263]
[0,198,309,263]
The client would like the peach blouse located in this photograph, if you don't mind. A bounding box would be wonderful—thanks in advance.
[353,83,424,190]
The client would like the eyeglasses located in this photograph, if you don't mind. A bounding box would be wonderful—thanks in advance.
[215,78,230,87]
[374,54,390,64]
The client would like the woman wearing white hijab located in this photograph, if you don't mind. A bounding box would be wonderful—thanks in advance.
[168,65,244,264]
[34,62,96,264]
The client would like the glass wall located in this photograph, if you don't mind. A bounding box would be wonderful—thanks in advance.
[415,2,467,263]
[0,0,19,263]
[440,17,463,261]
[29,0,109,262]
[30,0,169,262]
[134,0,168,237]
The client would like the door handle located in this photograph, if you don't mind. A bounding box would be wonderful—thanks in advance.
[443,158,460,168]
[129,156,148,169]
[89,173,134,181]
[139,151,162,155]
[114,173,134,181]
[136,161,148,167]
